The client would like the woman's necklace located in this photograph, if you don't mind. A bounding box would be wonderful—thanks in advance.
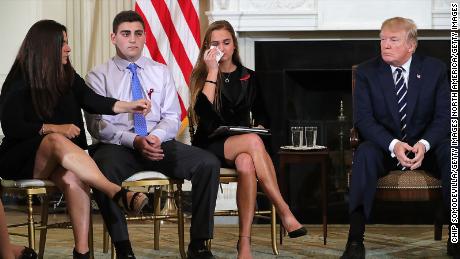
[222,65,237,84]
[223,72,231,83]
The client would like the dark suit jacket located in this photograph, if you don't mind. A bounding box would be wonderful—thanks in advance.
[192,66,268,148]
[354,54,449,152]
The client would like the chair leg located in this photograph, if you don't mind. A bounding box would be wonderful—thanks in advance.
[434,202,444,241]
[161,184,178,216]
[103,223,109,253]
[105,223,116,259]
[111,242,116,259]
[434,221,443,241]
[154,187,161,250]
[176,184,186,259]
[270,204,279,255]
[206,239,212,250]
[26,194,36,251]
[38,194,50,259]
[106,217,116,259]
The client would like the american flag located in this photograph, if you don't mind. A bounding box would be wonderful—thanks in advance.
[135,0,200,124]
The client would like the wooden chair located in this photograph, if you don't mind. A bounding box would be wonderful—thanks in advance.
[349,65,443,240]
[0,178,95,258]
[102,171,186,259]
[188,112,279,255]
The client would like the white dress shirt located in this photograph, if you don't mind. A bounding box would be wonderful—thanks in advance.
[85,55,181,148]
[387,57,430,156]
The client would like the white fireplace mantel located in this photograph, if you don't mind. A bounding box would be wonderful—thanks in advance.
[207,0,454,31]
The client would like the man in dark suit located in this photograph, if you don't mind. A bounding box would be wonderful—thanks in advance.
[341,17,451,259]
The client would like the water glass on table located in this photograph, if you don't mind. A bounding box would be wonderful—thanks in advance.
[291,126,304,147]
[304,126,317,147]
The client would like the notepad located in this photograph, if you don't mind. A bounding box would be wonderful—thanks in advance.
[279,145,327,151]
[209,126,271,138]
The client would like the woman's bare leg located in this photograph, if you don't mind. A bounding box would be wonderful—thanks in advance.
[234,153,256,259]
[224,134,302,232]
[0,200,14,259]
[33,133,120,198]
[49,167,90,254]
[0,200,27,258]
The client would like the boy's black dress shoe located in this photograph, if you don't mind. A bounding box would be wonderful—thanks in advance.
[115,252,136,259]
[186,246,215,259]
[340,240,365,259]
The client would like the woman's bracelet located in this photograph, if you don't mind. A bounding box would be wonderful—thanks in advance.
[205,80,217,85]
[40,124,46,135]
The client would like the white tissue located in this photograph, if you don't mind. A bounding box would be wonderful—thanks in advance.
[210,45,224,63]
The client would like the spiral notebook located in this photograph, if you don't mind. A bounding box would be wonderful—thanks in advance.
[209,126,271,138]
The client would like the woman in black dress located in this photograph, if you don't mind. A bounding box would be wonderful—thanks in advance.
[189,20,306,259]
[0,20,150,258]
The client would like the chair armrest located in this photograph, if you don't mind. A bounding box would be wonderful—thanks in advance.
[350,127,360,150]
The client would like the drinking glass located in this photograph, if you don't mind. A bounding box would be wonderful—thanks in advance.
[304,126,318,147]
[291,126,304,147]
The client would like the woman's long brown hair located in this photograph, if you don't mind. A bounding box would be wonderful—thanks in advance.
[188,20,242,124]
[1,19,75,119]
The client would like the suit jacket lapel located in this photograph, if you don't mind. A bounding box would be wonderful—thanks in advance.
[378,60,400,128]
[406,54,422,125]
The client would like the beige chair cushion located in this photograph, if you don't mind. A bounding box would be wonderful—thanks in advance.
[0,179,56,188]
[377,170,442,189]
[124,171,169,182]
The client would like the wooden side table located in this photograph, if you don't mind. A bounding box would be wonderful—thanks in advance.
[278,148,329,245]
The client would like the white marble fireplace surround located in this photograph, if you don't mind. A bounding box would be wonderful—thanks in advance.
[205,0,453,212]
[206,0,454,69]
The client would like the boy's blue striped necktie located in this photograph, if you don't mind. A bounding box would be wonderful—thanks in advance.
[127,63,148,136]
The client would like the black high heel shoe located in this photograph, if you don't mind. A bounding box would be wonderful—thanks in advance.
[20,247,37,259]
[113,188,148,215]
[288,226,307,238]
[73,248,90,259]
